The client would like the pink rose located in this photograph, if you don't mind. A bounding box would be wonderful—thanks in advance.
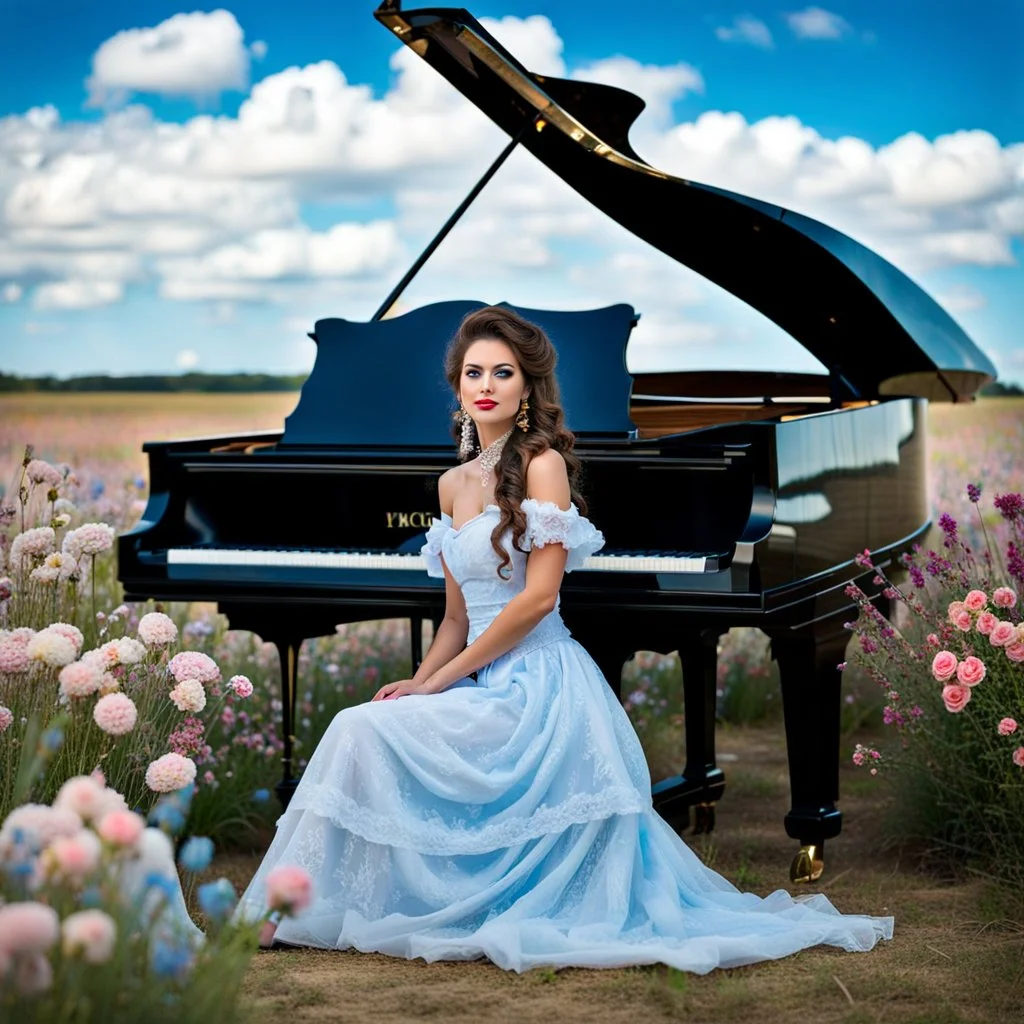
[1013,747,1024,769]
[926,633,940,646]
[931,650,959,682]
[989,621,1017,647]
[956,656,986,687]
[953,610,973,632]
[947,600,966,622]
[998,718,1018,736]
[963,589,988,612]
[43,830,101,881]
[976,611,998,635]
[265,865,313,915]
[993,586,1018,609]
[1005,641,1024,663]
[941,683,972,713]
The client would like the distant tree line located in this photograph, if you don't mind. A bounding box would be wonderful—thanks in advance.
[979,380,1024,396]
[0,371,307,393]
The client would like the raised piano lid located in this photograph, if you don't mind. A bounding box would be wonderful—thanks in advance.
[280,300,636,446]
[373,2,997,403]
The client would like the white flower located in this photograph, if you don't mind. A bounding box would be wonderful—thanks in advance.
[114,637,146,665]
[9,528,55,570]
[26,630,77,668]
[137,611,178,647]
[168,678,206,713]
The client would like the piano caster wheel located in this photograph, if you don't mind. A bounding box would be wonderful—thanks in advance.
[692,802,716,835]
[790,844,824,884]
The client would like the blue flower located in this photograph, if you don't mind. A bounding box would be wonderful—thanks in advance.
[177,836,214,873]
[252,789,270,804]
[145,872,180,901]
[40,726,65,753]
[197,878,237,922]
[149,803,185,835]
[90,480,105,500]
[151,938,194,979]
[80,886,103,908]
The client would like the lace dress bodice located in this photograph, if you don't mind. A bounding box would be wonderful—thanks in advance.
[421,499,605,651]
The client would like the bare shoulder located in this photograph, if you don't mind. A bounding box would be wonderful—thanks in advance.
[436,466,463,516]
[525,448,570,508]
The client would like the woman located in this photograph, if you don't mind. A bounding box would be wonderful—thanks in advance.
[238,306,893,971]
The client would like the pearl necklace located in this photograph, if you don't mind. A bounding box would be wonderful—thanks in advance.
[477,427,513,487]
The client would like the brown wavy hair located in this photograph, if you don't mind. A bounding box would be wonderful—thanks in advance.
[445,306,586,578]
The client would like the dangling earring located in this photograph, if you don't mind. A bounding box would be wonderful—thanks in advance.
[457,408,476,457]
[516,396,530,432]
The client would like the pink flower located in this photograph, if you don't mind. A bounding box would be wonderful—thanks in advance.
[137,611,178,647]
[169,678,206,713]
[43,830,101,882]
[61,909,116,963]
[26,629,78,667]
[956,656,986,687]
[96,809,145,847]
[63,522,115,557]
[942,683,972,713]
[947,600,966,622]
[58,659,104,699]
[53,775,107,821]
[998,718,1018,736]
[931,650,959,682]
[1013,747,1024,769]
[992,586,1018,609]
[145,752,197,793]
[0,901,59,954]
[93,693,138,735]
[45,622,84,654]
[0,706,12,733]
[953,610,973,632]
[0,632,33,674]
[26,459,62,487]
[852,750,865,766]
[266,865,313,915]
[976,611,998,635]
[0,805,81,856]
[963,589,988,612]
[228,675,253,698]
[989,621,1017,647]
[11,953,52,995]
[9,527,55,570]
[926,633,940,646]
[1005,642,1024,664]
[168,650,220,685]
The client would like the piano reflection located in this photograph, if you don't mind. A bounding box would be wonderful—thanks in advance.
[118,1,996,883]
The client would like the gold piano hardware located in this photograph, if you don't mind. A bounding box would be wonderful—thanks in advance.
[386,511,435,529]
[209,441,277,454]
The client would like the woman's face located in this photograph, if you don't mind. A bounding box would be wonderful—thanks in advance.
[460,338,529,434]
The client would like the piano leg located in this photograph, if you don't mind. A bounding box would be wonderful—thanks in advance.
[651,629,726,834]
[770,625,849,882]
[410,615,424,674]
[269,635,303,811]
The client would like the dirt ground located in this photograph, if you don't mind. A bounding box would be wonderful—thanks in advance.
[207,724,1023,1024]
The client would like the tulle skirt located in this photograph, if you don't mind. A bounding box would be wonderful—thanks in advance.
[235,637,893,972]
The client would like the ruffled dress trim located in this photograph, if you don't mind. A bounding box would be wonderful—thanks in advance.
[421,512,453,578]
[521,499,605,572]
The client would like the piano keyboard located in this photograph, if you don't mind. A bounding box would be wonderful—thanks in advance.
[167,548,709,573]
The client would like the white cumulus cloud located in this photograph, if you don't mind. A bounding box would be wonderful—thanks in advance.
[86,9,251,107]
[715,17,774,49]
[34,279,124,309]
[784,7,852,39]
[176,348,200,369]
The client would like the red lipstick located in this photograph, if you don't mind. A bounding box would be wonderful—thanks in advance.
[474,400,497,410]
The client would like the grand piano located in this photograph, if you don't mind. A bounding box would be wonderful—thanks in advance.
[118,1,996,883]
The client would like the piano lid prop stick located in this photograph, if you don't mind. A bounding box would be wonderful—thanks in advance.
[371,117,536,322]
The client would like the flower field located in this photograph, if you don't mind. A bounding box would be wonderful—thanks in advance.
[1,391,1022,1017]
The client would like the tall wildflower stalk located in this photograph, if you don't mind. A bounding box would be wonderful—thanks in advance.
[844,484,1024,892]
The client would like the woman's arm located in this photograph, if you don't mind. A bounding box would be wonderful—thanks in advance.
[417,449,570,695]
[372,470,469,700]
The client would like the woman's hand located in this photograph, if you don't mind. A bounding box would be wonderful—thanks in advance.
[371,679,421,702]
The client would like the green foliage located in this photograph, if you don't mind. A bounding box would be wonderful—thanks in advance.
[0,372,307,393]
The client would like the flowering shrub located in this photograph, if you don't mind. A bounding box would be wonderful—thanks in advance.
[844,484,1024,890]
[0,754,311,1020]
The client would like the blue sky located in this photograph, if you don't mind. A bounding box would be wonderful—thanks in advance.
[0,0,1021,385]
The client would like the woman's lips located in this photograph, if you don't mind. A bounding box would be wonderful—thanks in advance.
[474,400,497,409]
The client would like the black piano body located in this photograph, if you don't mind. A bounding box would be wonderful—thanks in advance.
[118,2,996,882]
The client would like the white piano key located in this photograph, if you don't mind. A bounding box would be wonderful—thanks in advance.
[167,548,708,574]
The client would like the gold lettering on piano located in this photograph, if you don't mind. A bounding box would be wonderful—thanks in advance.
[385,511,434,529]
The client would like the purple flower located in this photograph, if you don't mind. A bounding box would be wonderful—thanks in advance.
[938,512,958,545]
[994,492,1024,521]
[908,564,925,588]
[967,483,982,503]
[1007,542,1024,586]
[854,549,874,568]
[859,635,879,654]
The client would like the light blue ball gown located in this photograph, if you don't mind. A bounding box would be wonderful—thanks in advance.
[235,498,893,971]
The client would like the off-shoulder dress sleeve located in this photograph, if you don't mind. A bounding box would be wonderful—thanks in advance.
[521,498,605,572]
[420,513,453,578]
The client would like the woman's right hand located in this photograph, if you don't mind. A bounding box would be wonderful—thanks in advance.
[371,679,418,702]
